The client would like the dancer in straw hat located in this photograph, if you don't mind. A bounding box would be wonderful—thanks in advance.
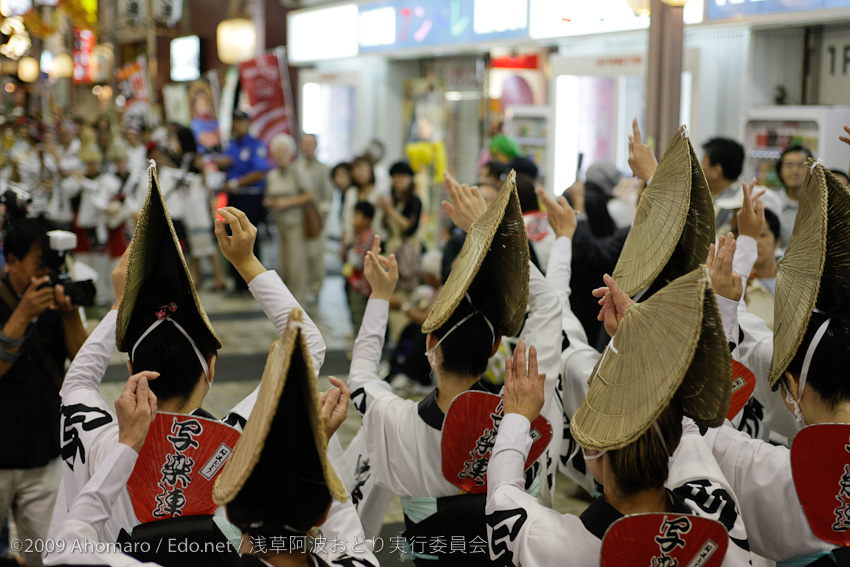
[696,161,849,564]
[48,163,329,552]
[342,170,567,564]
[486,266,754,567]
[44,318,365,567]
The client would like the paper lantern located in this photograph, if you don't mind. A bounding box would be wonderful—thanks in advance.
[17,55,38,82]
[216,18,256,65]
[51,52,72,78]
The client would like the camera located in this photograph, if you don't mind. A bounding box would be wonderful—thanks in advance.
[1,187,97,307]
[42,231,97,308]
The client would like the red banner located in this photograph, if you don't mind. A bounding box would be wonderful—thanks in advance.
[238,51,294,148]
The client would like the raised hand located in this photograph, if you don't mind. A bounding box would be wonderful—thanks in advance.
[736,178,766,240]
[502,342,546,423]
[320,376,351,443]
[115,371,160,453]
[442,172,487,232]
[536,187,577,239]
[628,118,658,182]
[364,235,398,301]
[592,274,635,337]
[707,234,743,301]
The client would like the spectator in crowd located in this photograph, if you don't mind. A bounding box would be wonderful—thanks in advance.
[0,218,88,567]
[774,144,813,247]
[92,116,113,171]
[295,133,335,303]
[265,133,312,305]
[342,156,388,256]
[488,134,521,163]
[216,109,270,295]
[830,168,850,186]
[479,160,510,187]
[585,161,632,230]
[344,201,376,332]
[378,161,423,342]
[388,250,443,393]
[701,137,745,231]
[121,125,148,175]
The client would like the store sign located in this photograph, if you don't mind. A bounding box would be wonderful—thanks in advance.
[170,35,200,82]
[529,0,702,39]
[819,28,850,105]
[358,0,528,53]
[288,4,358,63]
[73,28,95,83]
[707,0,850,21]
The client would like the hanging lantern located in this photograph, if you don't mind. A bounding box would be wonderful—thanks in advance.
[51,52,73,78]
[626,0,651,15]
[216,18,256,65]
[17,55,38,82]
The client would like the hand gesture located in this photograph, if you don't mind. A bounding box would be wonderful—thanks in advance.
[214,207,258,269]
[592,274,635,337]
[442,172,487,232]
[565,178,586,214]
[364,235,398,301]
[18,276,56,319]
[628,118,658,182]
[736,178,765,240]
[502,342,546,423]
[707,234,743,301]
[53,284,77,314]
[115,371,159,453]
[319,376,350,443]
[536,187,577,239]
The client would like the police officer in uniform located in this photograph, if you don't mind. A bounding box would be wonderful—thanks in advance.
[217,110,270,293]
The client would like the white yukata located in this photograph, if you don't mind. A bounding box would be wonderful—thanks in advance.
[702,424,833,565]
[44,442,379,567]
[344,260,564,557]
[48,270,327,545]
[486,414,754,567]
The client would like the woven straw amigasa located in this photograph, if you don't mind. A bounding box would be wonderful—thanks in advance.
[422,170,529,336]
[213,308,348,507]
[612,126,715,299]
[572,266,732,451]
[116,163,221,352]
[769,162,850,389]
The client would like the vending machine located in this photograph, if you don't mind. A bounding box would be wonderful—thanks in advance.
[740,105,850,188]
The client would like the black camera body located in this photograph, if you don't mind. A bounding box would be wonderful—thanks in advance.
[41,231,97,308]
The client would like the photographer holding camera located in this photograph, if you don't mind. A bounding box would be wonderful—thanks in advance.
[0,218,87,567]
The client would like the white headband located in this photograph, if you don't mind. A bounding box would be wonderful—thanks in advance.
[131,306,210,382]
[798,310,831,401]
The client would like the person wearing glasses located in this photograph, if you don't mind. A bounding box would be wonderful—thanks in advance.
[774,145,813,247]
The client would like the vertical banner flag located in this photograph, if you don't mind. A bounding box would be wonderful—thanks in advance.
[238,48,296,147]
[116,55,153,128]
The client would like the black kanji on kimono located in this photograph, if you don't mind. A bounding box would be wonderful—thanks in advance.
[487,507,528,567]
[60,404,113,470]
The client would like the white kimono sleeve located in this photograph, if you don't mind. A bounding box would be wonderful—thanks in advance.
[45,443,159,566]
[702,424,831,561]
[486,413,600,567]
[315,497,380,567]
[519,258,564,506]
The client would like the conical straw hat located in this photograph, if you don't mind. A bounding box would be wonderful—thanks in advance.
[612,127,715,298]
[116,163,221,352]
[769,163,850,389]
[213,309,347,512]
[422,170,529,336]
[572,266,732,451]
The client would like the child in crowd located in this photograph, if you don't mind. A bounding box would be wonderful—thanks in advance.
[344,201,376,331]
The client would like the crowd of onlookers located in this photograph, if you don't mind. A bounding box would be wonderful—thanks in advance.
[1,108,842,394]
